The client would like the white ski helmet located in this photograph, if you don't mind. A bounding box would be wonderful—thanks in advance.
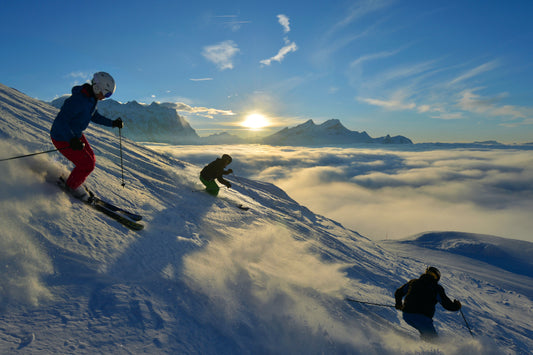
[91,72,116,98]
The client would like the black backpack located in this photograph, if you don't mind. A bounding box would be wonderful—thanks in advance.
[403,275,438,317]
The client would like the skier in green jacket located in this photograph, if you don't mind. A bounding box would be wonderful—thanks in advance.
[199,154,233,196]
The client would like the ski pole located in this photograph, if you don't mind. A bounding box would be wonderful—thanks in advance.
[230,172,248,189]
[118,127,125,187]
[345,297,396,308]
[230,172,241,183]
[460,309,474,337]
[0,147,67,162]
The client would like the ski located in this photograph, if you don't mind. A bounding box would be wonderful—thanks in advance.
[91,196,143,221]
[193,188,250,211]
[55,177,144,231]
[237,204,249,211]
[89,201,144,231]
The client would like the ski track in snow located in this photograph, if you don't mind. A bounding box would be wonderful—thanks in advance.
[0,83,532,354]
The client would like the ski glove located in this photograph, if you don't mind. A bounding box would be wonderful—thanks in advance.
[112,118,124,128]
[224,181,232,188]
[69,137,85,151]
[227,169,233,174]
[453,300,462,309]
[395,302,403,310]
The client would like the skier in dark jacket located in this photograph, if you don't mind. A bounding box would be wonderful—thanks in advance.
[395,266,461,341]
[200,154,233,196]
[50,72,123,201]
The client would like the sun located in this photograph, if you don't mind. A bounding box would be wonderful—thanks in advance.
[242,113,269,129]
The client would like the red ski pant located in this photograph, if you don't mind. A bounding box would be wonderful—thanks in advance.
[52,135,95,190]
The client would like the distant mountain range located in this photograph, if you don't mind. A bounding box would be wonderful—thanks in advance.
[49,97,412,145]
[262,119,412,145]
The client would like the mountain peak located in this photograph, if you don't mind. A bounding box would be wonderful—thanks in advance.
[299,119,316,128]
[321,118,342,126]
[263,119,411,146]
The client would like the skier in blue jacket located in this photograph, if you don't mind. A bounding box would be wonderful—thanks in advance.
[50,72,123,200]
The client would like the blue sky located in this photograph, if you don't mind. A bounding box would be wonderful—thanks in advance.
[1,0,532,143]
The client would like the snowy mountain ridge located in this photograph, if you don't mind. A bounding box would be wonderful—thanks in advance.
[262,118,413,145]
[49,95,412,145]
[399,231,533,278]
[1,82,532,354]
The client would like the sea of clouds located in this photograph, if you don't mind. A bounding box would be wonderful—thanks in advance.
[146,143,533,242]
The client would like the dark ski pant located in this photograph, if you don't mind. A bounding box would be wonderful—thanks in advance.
[402,312,438,341]
[200,176,219,196]
[52,135,95,190]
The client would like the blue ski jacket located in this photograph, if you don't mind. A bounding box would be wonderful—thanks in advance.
[50,84,113,142]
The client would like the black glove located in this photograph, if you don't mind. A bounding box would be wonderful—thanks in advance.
[112,118,123,128]
[453,299,462,309]
[395,302,403,310]
[227,169,233,174]
[69,137,84,151]
[225,181,232,188]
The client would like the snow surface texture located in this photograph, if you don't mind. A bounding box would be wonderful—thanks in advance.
[1,82,532,354]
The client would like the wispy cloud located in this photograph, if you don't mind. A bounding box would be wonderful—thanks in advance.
[313,0,394,66]
[357,96,415,111]
[350,48,403,68]
[449,60,500,86]
[458,88,527,119]
[330,0,395,34]
[277,14,291,33]
[375,60,437,87]
[260,14,298,66]
[65,71,90,85]
[501,118,533,128]
[357,89,416,111]
[211,14,251,32]
[354,56,532,124]
[189,78,213,82]
[67,71,89,79]
[315,18,384,65]
[260,41,298,66]
[417,103,463,120]
[430,112,464,120]
[202,40,240,70]
[162,102,235,119]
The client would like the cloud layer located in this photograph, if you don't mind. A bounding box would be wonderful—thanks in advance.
[149,144,533,242]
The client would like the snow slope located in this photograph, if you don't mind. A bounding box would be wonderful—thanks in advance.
[0,82,532,354]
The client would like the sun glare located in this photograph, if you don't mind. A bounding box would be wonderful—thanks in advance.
[242,113,269,129]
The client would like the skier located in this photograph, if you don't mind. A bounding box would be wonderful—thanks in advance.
[50,72,123,201]
[395,266,462,341]
[199,154,233,196]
